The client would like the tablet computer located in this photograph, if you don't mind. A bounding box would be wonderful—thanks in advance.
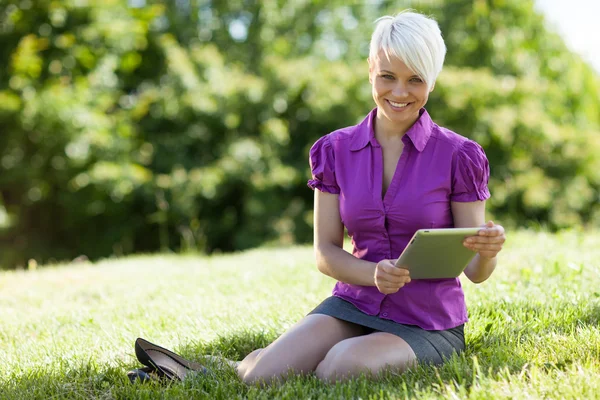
[394,228,480,279]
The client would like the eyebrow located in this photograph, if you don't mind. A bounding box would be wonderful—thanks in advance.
[380,69,420,78]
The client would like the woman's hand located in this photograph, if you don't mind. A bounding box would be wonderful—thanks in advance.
[374,259,411,294]
[463,221,506,259]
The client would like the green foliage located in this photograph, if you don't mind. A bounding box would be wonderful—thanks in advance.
[429,0,600,229]
[0,0,599,267]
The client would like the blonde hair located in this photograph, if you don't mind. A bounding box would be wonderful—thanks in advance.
[369,10,446,90]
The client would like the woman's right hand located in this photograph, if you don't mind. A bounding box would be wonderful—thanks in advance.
[374,259,411,294]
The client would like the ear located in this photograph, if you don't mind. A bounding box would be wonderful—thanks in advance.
[367,57,373,84]
[429,82,436,92]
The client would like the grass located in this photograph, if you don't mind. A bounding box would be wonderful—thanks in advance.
[0,230,599,399]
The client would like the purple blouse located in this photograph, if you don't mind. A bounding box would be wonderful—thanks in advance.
[308,108,490,330]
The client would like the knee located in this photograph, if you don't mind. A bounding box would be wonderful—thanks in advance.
[315,347,367,382]
[314,358,336,382]
[240,360,288,386]
[241,366,290,386]
[241,369,268,386]
[238,350,276,386]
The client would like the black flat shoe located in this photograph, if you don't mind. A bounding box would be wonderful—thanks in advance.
[134,338,209,381]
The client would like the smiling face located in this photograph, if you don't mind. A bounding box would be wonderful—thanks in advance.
[369,52,432,134]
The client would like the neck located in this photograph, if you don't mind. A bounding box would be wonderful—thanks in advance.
[374,111,419,141]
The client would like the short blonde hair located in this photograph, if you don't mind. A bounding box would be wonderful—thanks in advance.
[369,11,446,90]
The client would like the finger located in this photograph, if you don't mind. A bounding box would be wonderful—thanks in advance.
[466,237,504,246]
[482,227,504,236]
[378,280,402,289]
[380,287,399,295]
[470,243,503,251]
[479,225,505,237]
[377,273,411,285]
[480,236,505,245]
[377,283,407,294]
[463,243,504,253]
[376,271,399,284]
[379,275,411,286]
[376,281,399,290]
[377,276,410,287]
[492,225,505,235]
[465,235,505,244]
[381,264,410,276]
[476,221,494,236]
[465,240,504,249]
[395,266,411,277]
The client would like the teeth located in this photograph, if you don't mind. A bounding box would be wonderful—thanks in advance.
[389,100,409,108]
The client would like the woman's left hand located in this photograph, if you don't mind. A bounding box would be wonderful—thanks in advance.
[463,221,506,259]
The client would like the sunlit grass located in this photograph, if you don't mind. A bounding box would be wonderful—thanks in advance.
[1,230,599,399]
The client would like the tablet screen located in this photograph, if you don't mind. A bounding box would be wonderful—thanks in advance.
[394,228,479,279]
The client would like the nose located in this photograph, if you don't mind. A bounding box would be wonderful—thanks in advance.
[391,82,408,97]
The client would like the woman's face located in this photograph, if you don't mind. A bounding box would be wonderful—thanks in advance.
[369,52,432,132]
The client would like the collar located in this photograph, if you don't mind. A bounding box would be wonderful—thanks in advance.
[349,108,433,152]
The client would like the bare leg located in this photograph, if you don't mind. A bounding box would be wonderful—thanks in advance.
[315,332,417,382]
[235,348,261,377]
[237,314,369,385]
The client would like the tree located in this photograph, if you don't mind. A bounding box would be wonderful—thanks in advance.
[0,0,598,269]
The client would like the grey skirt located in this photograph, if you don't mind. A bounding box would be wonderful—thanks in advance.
[309,296,465,365]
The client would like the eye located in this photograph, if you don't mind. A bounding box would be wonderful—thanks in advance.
[410,77,424,83]
[380,74,395,80]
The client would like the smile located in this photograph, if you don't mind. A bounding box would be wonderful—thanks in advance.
[387,100,411,109]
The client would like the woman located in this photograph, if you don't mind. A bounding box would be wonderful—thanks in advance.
[130,10,506,385]
[232,10,505,384]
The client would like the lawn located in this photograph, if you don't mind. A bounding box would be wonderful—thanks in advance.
[0,230,599,399]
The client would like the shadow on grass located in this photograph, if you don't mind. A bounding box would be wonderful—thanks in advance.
[3,304,598,399]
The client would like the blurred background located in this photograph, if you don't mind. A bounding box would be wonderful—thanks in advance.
[0,0,599,269]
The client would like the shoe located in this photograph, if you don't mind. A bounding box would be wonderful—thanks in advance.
[134,337,209,381]
[127,366,160,383]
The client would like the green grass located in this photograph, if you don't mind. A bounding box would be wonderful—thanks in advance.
[1,230,599,399]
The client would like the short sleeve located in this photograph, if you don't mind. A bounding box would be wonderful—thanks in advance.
[307,135,340,194]
[451,140,491,202]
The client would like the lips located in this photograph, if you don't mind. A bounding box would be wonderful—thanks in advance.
[387,99,411,110]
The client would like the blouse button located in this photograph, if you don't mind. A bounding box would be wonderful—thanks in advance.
[382,312,388,317]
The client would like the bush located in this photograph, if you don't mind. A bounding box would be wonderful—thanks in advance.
[0,0,598,268]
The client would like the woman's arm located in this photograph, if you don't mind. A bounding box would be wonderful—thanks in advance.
[313,190,409,292]
[313,190,376,285]
[451,200,506,283]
